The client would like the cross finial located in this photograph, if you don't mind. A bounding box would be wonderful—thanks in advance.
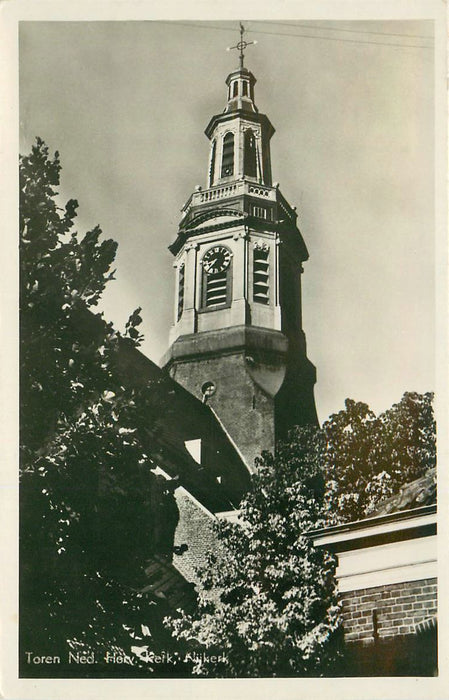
[227,22,257,69]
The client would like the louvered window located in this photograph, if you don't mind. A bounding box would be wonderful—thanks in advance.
[221,132,234,177]
[204,270,228,307]
[253,246,269,304]
[177,264,185,320]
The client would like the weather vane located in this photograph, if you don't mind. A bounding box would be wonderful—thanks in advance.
[227,22,257,69]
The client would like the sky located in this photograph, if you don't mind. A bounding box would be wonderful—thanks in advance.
[19,18,437,424]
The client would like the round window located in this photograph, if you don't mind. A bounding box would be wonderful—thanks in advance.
[201,381,216,399]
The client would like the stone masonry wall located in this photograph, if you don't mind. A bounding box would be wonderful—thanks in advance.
[171,350,275,471]
[341,578,437,644]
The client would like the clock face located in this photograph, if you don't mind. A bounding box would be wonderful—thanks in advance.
[202,246,232,275]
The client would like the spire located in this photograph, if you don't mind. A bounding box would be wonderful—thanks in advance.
[227,23,257,70]
[223,25,259,115]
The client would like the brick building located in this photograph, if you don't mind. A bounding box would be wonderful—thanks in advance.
[309,469,437,675]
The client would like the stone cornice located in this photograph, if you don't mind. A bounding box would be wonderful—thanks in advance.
[163,325,289,367]
[205,110,275,141]
[308,504,437,553]
[169,218,245,255]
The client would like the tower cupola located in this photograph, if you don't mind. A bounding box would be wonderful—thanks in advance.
[224,67,257,114]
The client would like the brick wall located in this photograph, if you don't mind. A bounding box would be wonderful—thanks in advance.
[172,486,223,586]
[341,577,437,644]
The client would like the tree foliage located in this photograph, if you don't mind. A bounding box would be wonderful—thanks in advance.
[322,393,435,523]
[167,426,342,677]
[19,139,175,673]
[167,393,435,677]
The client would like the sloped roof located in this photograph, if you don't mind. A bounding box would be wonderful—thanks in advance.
[140,555,197,614]
[368,467,436,517]
[308,468,437,550]
[76,310,250,512]
[114,334,251,512]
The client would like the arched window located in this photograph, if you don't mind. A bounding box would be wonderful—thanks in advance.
[209,140,216,187]
[232,81,238,97]
[242,81,248,97]
[221,132,234,177]
[244,130,257,178]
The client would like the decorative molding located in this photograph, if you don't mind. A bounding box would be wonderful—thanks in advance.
[249,185,270,197]
[185,242,199,251]
[182,219,245,239]
[310,509,437,550]
[186,208,244,230]
[338,560,437,593]
[242,126,261,139]
[254,239,269,252]
[335,535,437,592]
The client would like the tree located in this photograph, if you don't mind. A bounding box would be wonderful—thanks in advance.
[322,392,436,523]
[19,139,177,674]
[166,393,436,677]
[167,425,342,677]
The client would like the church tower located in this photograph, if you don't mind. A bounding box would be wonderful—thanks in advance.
[163,31,318,469]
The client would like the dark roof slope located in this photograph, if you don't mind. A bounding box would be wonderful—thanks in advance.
[368,467,436,518]
[140,555,197,614]
[71,309,250,512]
[114,335,251,512]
